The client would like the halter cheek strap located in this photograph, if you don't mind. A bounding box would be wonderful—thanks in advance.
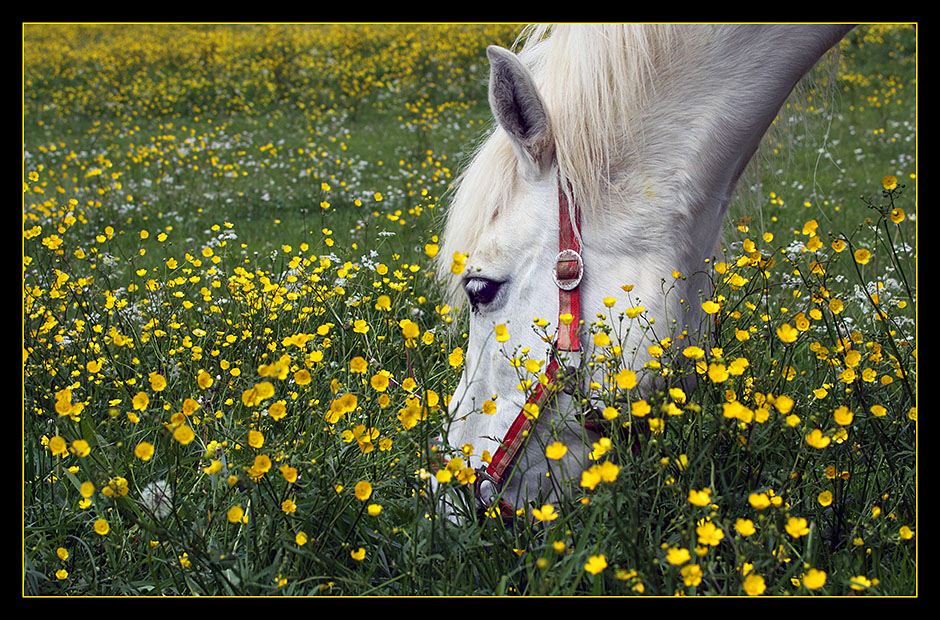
[474,177,582,517]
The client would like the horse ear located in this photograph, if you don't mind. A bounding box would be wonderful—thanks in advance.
[487,45,554,176]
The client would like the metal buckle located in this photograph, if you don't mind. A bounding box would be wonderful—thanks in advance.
[553,249,583,291]
[474,468,500,509]
[558,364,582,395]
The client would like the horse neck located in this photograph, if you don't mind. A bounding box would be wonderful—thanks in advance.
[544,25,849,221]
[560,26,851,347]
[564,25,847,270]
[667,25,849,190]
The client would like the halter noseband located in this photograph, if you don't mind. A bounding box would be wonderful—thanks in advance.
[474,176,583,517]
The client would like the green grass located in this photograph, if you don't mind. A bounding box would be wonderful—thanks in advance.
[23,23,916,596]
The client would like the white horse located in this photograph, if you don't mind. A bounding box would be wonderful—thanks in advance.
[436,24,852,519]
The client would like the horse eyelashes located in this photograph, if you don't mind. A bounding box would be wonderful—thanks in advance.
[464,277,504,311]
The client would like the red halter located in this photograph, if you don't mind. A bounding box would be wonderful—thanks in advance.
[474,177,583,517]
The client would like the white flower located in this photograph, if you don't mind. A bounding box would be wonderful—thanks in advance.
[140,480,174,519]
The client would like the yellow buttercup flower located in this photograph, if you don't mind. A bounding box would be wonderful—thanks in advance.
[375,295,391,311]
[48,436,67,457]
[280,465,298,483]
[269,400,287,421]
[173,425,195,445]
[785,516,810,538]
[523,402,539,420]
[707,363,729,383]
[545,441,568,460]
[666,547,691,566]
[132,391,150,411]
[580,461,619,490]
[696,519,724,546]
[681,563,703,586]
[399,319,420,340]
[354,480,372,501]
[70,439,91,457]
[614,369,637,390]
[773,395,794,414]
[748,492,771,510]
[248,429,264,449]
[849,575,872,591]
[687,488,711,507]
[701,300,721,314]
[805,429,830,449]
[743,573,766,596]
[149,372,167,391]
[227,505,245,523]
[584,554,607,575]
[197,370,214,389]
[251,454,272,475]
[134,441,155,461]
[450,251,468,275]
[735,518,756,536]
[776,323,798,344]
[802,568,827,590]
[833,405,854,426]
[532,504,559,522]
[370,372,390,392]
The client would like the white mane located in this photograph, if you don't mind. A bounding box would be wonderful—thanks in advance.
[517,24,683,208]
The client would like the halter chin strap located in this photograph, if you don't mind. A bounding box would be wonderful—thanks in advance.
[474,176,583,517]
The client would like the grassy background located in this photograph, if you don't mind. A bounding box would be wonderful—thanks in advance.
[24,24,916,596]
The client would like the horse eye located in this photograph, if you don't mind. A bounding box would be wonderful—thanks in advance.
[463,277,505,311]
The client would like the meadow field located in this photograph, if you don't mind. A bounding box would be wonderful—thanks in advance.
[23,23,916,596]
